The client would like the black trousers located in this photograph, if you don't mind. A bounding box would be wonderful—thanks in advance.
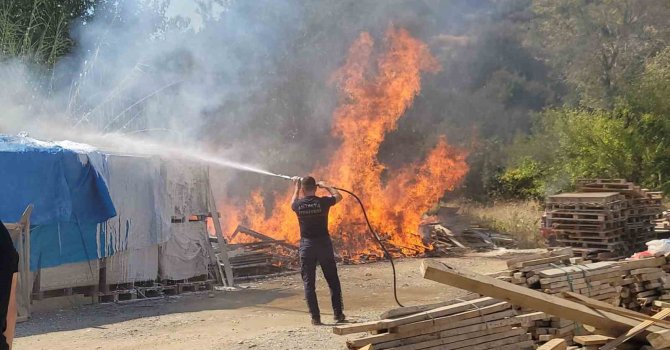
[300,236,343,319]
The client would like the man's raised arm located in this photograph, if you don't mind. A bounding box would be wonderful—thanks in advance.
[291,176,302,205]
[317,181,343,204]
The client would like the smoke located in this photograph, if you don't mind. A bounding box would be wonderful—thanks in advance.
[0,0,554,199]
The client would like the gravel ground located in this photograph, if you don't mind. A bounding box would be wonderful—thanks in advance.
[14,252,534,350]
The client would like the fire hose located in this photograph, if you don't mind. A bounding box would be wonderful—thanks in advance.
[272,173,404,307]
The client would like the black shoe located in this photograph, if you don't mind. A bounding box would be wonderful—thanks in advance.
[334,313,346,323]
[311,317,322,326]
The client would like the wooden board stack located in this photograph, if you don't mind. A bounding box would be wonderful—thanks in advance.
[577,179,664,254]
[503,250,625,344]
[545,192,629,259]
[333,297,544,350]
[503,251,670,346]
[617,256,670,312]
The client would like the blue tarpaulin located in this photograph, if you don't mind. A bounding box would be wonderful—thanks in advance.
[0,135,117,269]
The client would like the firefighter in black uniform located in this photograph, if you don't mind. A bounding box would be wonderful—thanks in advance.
[291,176,345,325]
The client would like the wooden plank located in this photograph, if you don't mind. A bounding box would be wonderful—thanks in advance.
[333,297,498,335]
[380,294,480,319]
[618,257,667,270]
[540,269,623,285]
[207,180,235,287]
[391,302,511,333]
[600,308,670,350]
[419,259,670,348]
[506,248,573,269]
[573,335,613,345]
[512,255,572,269]
[630,268,663,275]
[562,292,670,327]
[537,338,567,350]
[539,262,619,278]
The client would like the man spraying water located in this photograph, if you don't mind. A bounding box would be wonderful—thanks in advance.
[291,176,346,325]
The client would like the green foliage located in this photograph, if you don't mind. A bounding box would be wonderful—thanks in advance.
[0,0,91,66]
[489,158,546,200]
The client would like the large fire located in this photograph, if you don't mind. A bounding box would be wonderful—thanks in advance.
[220,27,469,258]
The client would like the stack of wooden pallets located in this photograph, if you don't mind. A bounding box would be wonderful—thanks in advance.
[545,192,628,259]
[333,297,544,350]
[577,179,663,254]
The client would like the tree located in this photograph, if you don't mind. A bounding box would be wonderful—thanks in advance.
[530,0,670,108]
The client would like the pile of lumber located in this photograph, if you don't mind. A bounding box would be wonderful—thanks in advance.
[545,192,629,259]
[654,211,669,231]
[426,224,516,256]
[421,259,670,350]
[501,249,670,345]
[618,256,670,312]
[502,249,622,344]
[333,297,543,350]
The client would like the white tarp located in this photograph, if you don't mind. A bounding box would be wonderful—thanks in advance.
[100,155,169,255]
[162,159,209,218]
[159,222,209,280]
[100,156,212,283]
[104,245,159,284]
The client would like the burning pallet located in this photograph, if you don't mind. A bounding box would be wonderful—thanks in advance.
[225,225,299,278]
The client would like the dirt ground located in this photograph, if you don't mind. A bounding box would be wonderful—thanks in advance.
[14,251,538,350]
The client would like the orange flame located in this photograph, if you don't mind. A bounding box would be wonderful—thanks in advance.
[220,27,469,258]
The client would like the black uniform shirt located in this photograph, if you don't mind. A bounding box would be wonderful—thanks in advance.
[291,196,337,239]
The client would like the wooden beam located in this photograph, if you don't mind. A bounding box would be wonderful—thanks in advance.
[562,292,670,328]
[419,259,670,348]
[206,172,235,287]
[600,308,670,350]
[380,293,480,319]
[512,255,572,269]
[391,302,511,333]
[537,338,567,350]
[505,248,573,269]
[574,335,613,345]
[617,257,667,270]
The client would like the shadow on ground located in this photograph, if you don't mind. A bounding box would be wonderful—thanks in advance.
[16,287,297,337]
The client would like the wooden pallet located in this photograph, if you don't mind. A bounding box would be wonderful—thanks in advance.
[32,285,99,302]
[99,289,137,303]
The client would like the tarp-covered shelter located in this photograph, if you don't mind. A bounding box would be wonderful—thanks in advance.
[0,135,116,270]
[1,135,218,308]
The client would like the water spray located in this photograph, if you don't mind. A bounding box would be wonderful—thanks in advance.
[268,171,404,307]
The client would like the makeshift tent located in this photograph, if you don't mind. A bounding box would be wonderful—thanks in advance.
[0,134,219,304]
[0,135,116,271]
